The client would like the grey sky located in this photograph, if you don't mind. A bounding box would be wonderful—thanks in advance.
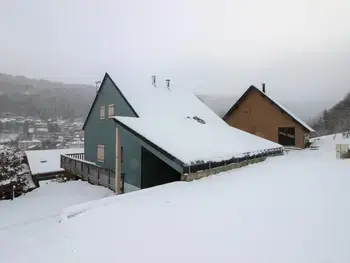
[1,0,350,117]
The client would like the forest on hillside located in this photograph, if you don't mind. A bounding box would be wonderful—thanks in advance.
[1,72,350,136]
[310,91,350,137]
[0,73,96,119]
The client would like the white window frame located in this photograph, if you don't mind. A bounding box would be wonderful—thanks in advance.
[108,104,115,119]
[100,106,105,119]
[97,145,105,162]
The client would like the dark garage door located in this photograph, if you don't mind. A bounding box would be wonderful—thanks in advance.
[141,147,181,189]
[278,127,296,146]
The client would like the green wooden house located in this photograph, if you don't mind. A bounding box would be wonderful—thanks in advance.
[62,73,283,194]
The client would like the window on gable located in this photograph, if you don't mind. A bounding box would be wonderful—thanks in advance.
[108,104,115,118]
[100,106,105,119]
[97,145,105,162]
[243,107,250,114]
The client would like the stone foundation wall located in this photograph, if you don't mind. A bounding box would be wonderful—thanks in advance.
[180,153,281,182]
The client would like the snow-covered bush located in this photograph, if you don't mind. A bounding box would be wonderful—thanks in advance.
[0,145,30,200]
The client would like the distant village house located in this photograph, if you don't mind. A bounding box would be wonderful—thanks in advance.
[18,139,42,151]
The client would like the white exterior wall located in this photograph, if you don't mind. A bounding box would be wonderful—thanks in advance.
[18,140,42,151]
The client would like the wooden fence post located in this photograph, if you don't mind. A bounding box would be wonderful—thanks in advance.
[108,170,111,189]
[12,185,14,200]
[121,173,125,194]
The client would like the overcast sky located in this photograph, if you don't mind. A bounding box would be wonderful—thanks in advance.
[1,0,349,117]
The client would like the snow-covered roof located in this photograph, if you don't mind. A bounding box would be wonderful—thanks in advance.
[69,141,84,144]
[114,116,282,165]
[25,148,84,175]
[107,74,282,165]
[19,139,42,143]
[113,76,226,126]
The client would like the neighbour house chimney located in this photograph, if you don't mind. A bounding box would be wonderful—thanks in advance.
[262,83,266,93]
[165,79,170,90]
[151,75,156,87]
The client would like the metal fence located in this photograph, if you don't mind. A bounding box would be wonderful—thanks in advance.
[60,154,117,192]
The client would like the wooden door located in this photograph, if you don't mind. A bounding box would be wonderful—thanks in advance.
[278,127,296,146]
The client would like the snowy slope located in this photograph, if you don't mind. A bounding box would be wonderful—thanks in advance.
[0,181,113,230]
[1,135,350,262]
[310,132,350,149]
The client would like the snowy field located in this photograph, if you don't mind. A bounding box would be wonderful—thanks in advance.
[1,134,350,262]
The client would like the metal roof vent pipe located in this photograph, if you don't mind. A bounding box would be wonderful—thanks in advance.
[165,79,171,90]
[262,83,266,93]
[151,75,157,87]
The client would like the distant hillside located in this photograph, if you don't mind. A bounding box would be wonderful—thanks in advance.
[196,94,237,117]
[0,73,96,119]
[0,72,323,125]
[310,91,350,137]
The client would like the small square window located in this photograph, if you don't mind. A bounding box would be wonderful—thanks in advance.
[108,104,115,118]
[243,107,250,114]
[97,145,105,162]
[100,106,105,119]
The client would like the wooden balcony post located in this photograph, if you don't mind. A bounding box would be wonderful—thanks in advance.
[108,170,111,189]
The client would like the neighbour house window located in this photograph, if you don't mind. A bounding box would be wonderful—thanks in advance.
[108,104,115,118]
[243,107,250,114]
[248,126,255,134]
[97,145,105,162]
[100,106,105,119]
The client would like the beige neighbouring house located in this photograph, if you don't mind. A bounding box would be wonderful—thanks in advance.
[223,84,315,149]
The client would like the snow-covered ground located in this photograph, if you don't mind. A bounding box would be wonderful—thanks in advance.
[1,135,350,262]
[0,181,113,242]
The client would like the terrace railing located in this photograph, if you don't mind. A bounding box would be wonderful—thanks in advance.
[60,153,120,193]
